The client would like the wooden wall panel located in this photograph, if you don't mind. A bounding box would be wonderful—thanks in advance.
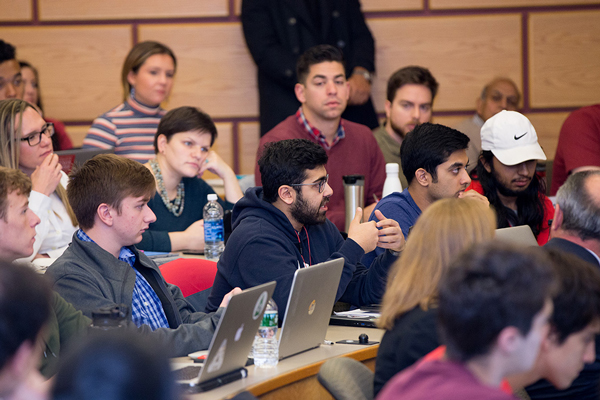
[526,112,569,160]
[362,0,423,11]
[0,0,31,21]
[529,10,600,108]
[213,122,234,169]
[368,15,522,113]
[0,26,131,121]
[431,0,600,9]
[434,115,470,130]
[234,0,424,15]
[39,0,228,21]
[139,23,258,119]
[238,122,260,175]
[435,112,568,162]
[66,125,90,148]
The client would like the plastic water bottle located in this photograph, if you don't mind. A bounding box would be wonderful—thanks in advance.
[253,299,279,367]
[382,163,403,198]
[203,194,224,261]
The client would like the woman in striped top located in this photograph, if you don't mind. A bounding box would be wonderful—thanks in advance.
[83,41,176,162]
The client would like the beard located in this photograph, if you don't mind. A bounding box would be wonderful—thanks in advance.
[389,118,408,139]
[491,168,530,197]
[290,192,329,227]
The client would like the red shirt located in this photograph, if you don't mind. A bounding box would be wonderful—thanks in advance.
[467,179,554,246]
[255,115,385,232]
[421,346,513,395]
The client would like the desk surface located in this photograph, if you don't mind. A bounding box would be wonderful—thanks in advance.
[184,325,383,399]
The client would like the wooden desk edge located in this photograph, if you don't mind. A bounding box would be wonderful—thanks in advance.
[245,344,379,397]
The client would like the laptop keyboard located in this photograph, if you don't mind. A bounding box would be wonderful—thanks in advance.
[174,366,202,381]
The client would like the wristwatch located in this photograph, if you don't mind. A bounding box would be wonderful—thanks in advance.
[352,69,372,84]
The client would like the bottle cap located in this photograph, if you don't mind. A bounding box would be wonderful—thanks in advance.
[386,163,399,173]
[207,194,218,201]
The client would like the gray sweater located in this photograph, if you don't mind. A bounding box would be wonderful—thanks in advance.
[47,234,223,356]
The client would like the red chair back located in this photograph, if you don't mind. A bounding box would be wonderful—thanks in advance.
[159,258,218,297]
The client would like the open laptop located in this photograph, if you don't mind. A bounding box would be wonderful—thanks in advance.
[278,258,344,360]
[55,147,114,174]
[495,225,538,247]
[175,281,276,392]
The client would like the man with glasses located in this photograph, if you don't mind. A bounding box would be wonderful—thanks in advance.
[0,40,23,101]
[206,139,404,319]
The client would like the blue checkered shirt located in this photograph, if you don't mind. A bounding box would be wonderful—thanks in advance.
[295,107,345,150]
[76,229,169,330]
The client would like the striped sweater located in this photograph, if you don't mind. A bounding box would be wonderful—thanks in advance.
[83,96,166,162]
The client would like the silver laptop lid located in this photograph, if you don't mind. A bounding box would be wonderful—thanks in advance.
[496,225,538,247]
[191,281,276,384]
[278,258,344,360]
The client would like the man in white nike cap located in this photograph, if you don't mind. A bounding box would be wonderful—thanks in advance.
[467,110,554,245]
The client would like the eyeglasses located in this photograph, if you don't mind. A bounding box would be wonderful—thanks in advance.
[20,123,54,146]
[290,174,329,193]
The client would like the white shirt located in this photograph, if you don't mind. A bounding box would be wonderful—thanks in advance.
[17,171,78,265]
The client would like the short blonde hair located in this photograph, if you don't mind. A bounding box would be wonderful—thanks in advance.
[378,198,496,330]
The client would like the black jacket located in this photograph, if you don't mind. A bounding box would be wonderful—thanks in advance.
[205,187,396,319]
[241,0,378,135]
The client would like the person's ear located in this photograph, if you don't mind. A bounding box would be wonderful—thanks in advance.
[96,203,114,227]
[481,155,492,174]
[384,100,392,121]
[295,83,306,103]
[543,329,560,351]
[156,134,168,154]
[551,204,563,234]
[127,70,137,87]
[414,168,430,188]
[476,96,485,117]
[278,185,296,206]
[496,326,521,355]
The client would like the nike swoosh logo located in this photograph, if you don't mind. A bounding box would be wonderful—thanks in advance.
[514,132,528,140]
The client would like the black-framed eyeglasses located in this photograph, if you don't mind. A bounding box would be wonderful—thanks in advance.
[290,174,329,193]
[20,122,54,146]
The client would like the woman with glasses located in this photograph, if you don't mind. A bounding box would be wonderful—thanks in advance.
[82,41,176,162]
[0,99,78,264]
[373,197,496,397]
[138,106,243,252]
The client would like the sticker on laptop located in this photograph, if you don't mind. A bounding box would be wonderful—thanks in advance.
[308,299,316,315]
[206,339,226,373]
[253,291,268,320]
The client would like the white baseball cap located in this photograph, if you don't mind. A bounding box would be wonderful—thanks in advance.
[480,110,546,166]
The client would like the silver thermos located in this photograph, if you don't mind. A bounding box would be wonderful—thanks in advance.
[343,175,365,232]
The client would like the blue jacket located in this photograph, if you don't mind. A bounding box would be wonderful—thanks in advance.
[205,187,397,319]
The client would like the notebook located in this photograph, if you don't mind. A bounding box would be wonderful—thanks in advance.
[174,281,276,392]
[329,304,380,328]
[278,258,344,360]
